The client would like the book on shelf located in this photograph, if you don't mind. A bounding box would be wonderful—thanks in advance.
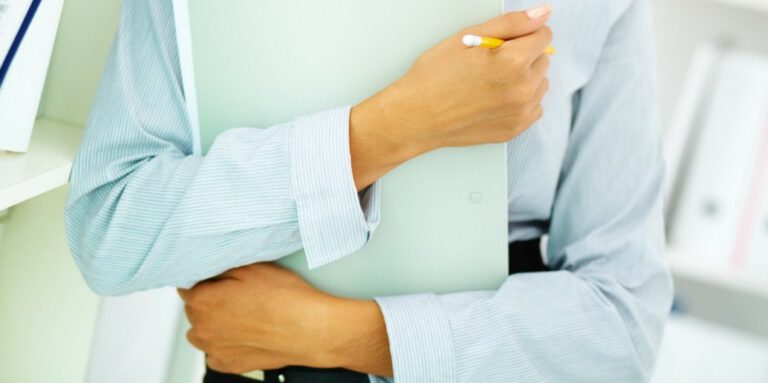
[0,0,39,87]
[669,45,768,280]
[0,0,63,153]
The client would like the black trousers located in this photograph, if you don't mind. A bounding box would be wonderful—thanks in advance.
[204,238,546,383]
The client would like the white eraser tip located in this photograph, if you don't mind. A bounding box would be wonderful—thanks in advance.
[462,34,481,47]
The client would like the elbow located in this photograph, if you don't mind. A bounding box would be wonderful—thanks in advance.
[627,307,671,382]
[629,301,672,381]
[69,242,142,296]
[73,245,149,296]
[595,261,674,380]
[65,204,143,297]
[638,265,674,379]
[64,150,172,296]
[81,271,135,297]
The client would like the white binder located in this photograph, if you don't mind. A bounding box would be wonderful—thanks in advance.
[670,50,768,273]
[0,0,63,152]
[663,43,721,212]
[0,0,32,66]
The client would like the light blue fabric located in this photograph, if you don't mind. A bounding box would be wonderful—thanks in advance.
[65,1,673,382]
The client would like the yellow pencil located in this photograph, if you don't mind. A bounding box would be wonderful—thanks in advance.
[462,34,556,55]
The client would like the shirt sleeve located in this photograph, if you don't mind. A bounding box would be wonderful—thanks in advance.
[374,1,673,381]
[65,0,380,296]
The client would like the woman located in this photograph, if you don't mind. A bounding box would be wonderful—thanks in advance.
[66,1,672,382]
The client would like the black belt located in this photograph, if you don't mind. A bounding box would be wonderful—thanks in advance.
[204,366,368,383]
[508,237,547,274]
[204,238,545,383]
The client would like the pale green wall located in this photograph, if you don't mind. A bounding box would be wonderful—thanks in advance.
[0,1,122,382]
[0,188,99,383]
[41,0,121,125]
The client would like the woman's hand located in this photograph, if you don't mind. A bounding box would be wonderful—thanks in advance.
[350,5,553,189]
[179,263,393,377]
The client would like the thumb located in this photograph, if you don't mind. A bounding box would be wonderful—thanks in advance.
[464,4,552,40]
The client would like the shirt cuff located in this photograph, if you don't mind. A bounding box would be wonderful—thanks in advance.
[287,106,381,269]
[375,294,456,383]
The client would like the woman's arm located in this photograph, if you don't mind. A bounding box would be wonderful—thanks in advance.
[66,1,381,295]
[374,0,673,381]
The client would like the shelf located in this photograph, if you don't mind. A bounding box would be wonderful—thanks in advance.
[0,118,83,211]
[667,248,768,300]
[705,0,768,13]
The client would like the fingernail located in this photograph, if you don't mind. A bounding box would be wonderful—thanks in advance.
[526,4,552,20]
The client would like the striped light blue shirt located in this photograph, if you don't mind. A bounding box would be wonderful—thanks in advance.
[65,1,673,382]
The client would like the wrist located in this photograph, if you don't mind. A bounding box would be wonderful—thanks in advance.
[321,297,393,376]
[349,88,431,189]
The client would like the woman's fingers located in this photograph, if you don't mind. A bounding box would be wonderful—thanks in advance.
[463,4,552,41]
[502,26,554,66]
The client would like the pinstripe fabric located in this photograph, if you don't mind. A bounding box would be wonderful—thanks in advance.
[66,1,673,382]
[287,108,381,269]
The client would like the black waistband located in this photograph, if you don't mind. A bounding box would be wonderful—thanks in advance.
[204,366,367,383]
[508,237,547,275]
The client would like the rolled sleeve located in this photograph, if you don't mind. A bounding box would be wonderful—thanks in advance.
[287,106,381,268]
[375,294,456,383]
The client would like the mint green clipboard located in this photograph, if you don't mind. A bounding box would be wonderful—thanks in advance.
[183,0,509,299]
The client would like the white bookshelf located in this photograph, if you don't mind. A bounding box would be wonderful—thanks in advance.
[0,118,82,211]
[667,248,768,300]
